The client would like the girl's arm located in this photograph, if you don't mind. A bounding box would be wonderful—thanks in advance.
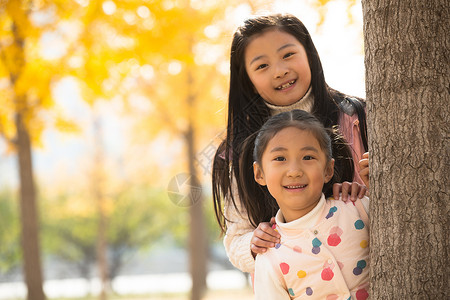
[223,198,258,273]
[223,190,279,273]
[254,254,291,300]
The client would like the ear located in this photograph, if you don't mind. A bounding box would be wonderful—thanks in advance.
[324,158,335,183]
[253,162,267,186]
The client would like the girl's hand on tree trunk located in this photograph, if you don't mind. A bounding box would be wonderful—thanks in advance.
[251,217,281,258]
[333,181,367,202]
[359,152,370,188]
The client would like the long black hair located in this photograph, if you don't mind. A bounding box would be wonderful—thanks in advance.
[212,14,367,232]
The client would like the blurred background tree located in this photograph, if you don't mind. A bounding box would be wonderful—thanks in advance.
[0,0,69,298]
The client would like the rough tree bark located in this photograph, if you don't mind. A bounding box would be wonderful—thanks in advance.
[362,0,449,298]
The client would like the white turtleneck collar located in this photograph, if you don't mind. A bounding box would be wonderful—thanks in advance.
[264,86,314,116]
[275,193,325,231]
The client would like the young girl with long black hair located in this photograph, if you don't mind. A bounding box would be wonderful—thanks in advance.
[212,14,369,273]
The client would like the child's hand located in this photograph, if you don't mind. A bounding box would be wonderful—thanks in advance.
[332,181,367,202]
[251,217,281,258]
[359,152,370,188]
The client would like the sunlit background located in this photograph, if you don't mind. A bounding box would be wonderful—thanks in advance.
[0,0,364,299]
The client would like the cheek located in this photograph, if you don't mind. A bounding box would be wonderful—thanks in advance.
[248,74,260,90]
[250,73,270,91]
[263,169,279,184]
[299,61,311,80]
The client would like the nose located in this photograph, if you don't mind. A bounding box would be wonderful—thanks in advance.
[286,162,303,178]
[274,62,289,79]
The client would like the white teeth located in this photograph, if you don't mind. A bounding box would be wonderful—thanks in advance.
[277,80,295,90]
[285,184,306,189]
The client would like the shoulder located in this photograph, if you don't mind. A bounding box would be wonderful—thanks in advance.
[324,197,346,209]
[329,88,366,116]
[338,96,366,117]
[325,196,370,223]
[324,197,358,213]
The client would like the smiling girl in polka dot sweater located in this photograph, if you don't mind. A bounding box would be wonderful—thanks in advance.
[239,110,369,299]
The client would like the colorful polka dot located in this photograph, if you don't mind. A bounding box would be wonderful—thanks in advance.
[312,238,322,247]
[327,233,342,246]
[297,270,306,278]
[288,288,295,296]
[353,260,367,275]
[357,260,367,269]
[327,226,343,246]
[280,262,290,275]
[356,288,369,300]
[306,287,313,296]
[323,260,334,269]
[312,238,322,254]
[355,219,365,230]
[329,226,343,235]
[360,240,368,248]
[353,267,363,275]
[321,267,334,281]
[275,243,281,249]
[326,206,338,219]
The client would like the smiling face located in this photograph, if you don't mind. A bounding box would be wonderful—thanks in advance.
[244,29,312,106]
[253,126,334,222]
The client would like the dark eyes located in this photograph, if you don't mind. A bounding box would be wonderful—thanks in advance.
[273,156,286,162]
[254,52,295,71]
[273,155,315,161]
[283,52,295,59]
[256,63,268,70]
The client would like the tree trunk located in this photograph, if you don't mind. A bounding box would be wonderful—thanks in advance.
[93,117,109,300]
[9,12,45,299]
[362,0,449,298]
[186,70,208,300]
[186,124,208,300]
[15,112,46,300]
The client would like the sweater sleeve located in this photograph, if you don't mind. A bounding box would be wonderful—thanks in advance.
[254,253,290,300]
[223,180,257,274]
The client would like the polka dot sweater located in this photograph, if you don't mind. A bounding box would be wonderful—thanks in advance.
[254,194,370,300]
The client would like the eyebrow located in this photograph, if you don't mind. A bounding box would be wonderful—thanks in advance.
[269,146,288,153]
[249,43,297,66]
[269,146,319,153]
[300,146,319,153]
